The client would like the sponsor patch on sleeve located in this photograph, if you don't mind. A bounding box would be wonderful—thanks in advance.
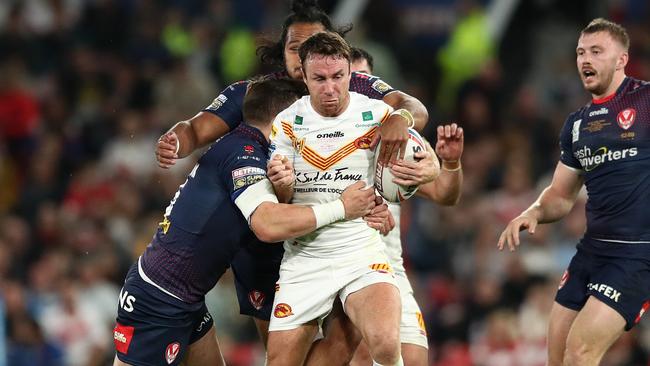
[232,167,266,189]
[371,79,392,94]
[206,94,228,110]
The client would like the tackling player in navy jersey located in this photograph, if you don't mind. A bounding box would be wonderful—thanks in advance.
[155,0,428,169]
[112,79,384,366]
[498,18,650,366]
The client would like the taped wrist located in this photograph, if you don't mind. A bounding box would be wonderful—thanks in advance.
[311,199,346,229]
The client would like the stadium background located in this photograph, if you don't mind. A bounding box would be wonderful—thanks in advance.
[0,0,649,365]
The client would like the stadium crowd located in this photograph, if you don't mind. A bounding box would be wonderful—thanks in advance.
[0,0,649,365]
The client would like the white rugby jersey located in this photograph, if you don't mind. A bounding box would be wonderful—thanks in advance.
[270,92,392,258]
[384,203,405,272]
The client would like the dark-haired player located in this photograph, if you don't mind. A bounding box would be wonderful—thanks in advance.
[156,0,428,169]
[498,18,650,366]
[112,79,382,366]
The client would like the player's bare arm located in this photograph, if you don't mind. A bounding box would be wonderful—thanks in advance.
[498,162,584,251]
[267,154,295,203]
[375,91,429,164]
[156,112,230,168]
[249,180,376,243]
[418,123,464,204]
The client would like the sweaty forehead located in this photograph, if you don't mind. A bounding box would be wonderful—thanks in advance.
[286,23,326,45]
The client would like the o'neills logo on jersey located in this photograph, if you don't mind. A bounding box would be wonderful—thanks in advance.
[588,107,608,117]
[617,108,636,130]
[316,131,344,139]
[574,145,638,171]
[273,303,294,318]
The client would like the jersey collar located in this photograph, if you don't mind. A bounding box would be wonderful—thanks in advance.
[592,77,629,105]
[237,123,269,150]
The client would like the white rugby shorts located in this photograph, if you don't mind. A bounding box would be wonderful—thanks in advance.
[395,273,428,348]
[269,250,398,331]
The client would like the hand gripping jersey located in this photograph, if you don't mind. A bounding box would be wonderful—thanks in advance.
[203,71,396,130]
[270,92,393,258]
[559,77,650,258]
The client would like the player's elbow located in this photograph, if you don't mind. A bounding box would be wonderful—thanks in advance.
[251,225,280,243]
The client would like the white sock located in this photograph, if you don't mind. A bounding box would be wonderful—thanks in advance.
[372,355,403,366]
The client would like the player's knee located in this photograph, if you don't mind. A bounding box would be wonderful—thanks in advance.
[367,333,400,365]
[563,337,596,366]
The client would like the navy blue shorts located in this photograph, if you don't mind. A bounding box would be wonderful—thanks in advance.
[231,241,283,320]
[555,247,650,330]
[114,263,213,366]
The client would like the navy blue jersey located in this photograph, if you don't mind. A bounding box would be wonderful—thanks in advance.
[140,124,271,303]
[559,77,650,257]
[202,71,396,130]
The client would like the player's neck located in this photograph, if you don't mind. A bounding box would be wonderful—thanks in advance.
[591,72,627,102]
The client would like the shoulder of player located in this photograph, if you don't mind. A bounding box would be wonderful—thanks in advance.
[349,92,391,109]
[624,77,650,96]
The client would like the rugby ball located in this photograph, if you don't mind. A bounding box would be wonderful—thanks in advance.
[374,128,426,203]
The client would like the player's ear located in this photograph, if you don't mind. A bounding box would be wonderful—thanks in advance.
[617,51,628,71]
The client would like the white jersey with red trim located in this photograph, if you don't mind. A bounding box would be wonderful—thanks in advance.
[270,92,392,258]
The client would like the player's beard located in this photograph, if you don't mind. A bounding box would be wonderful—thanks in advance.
[584,66,615,96]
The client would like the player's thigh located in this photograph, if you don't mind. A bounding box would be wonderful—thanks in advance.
[183,325,225,366]
[267,322,319,366]
[565,296,625,359]
[547,301,579,366]
[252,318,269,348]
[344,281,401,338]
[306,299,361,366]
[401,343,428,366]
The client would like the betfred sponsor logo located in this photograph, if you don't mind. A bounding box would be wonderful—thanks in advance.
[617,108,636,130]
[574,145,638,171]
[113,323,134,354]
[273,303,294,318]
[587,282,621,302]
[165,342,181,364]
[248,290,266,311]
[558,270,569,290]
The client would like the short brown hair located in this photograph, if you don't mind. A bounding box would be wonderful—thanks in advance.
[243,78,307,127]
[299,32,351,68]
[581,18,629,50]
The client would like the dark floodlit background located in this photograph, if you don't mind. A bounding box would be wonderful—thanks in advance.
[0,0,649,365]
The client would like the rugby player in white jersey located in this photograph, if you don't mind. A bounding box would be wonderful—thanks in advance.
[344,48,464,366]
[261,32,406,366]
